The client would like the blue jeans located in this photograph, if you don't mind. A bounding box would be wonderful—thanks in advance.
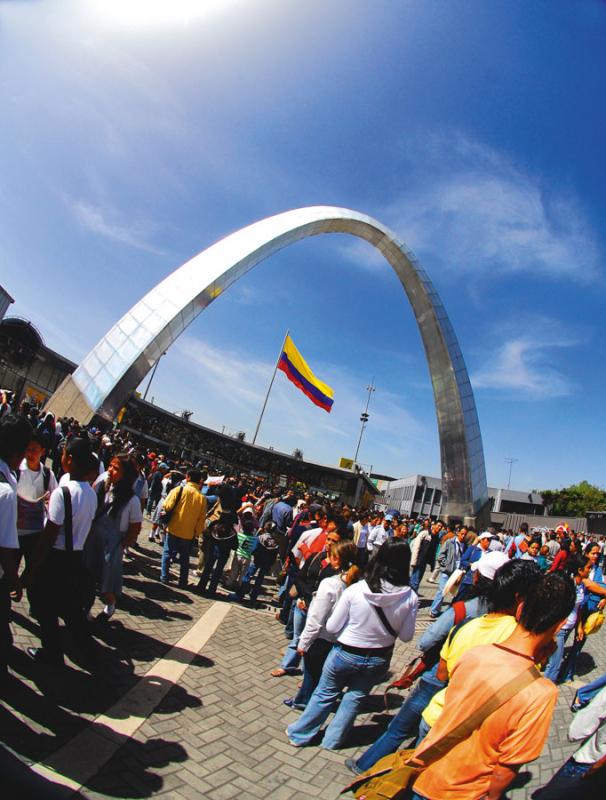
[559,634,585,683]
[197,544,230,595]
[280,603,307,671]
[235,562,268,602]
[532,757,593,799]
[576,671,606,707]
[416,717,430,745]
[286,644,390,749]
[161,534,192,585]
[355,673,444,772]
[430,572,449,616]
[544,628,572,682]
[410,565,424,594]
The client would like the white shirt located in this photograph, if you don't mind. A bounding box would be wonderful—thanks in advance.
[48,481,97,551]
[367,524,391,552]
[298,574,347,652]
[570,685,606,764]
[561,581,586,632]
[111,493,143,534]
[17,460,58,535]
[0,458,19,578]
[94,473,144,533]
[326,579,418,648]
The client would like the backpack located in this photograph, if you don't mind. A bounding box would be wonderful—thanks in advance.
[384,601,467,699]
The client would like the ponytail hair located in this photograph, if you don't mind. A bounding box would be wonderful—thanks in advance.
[332,540,360,586]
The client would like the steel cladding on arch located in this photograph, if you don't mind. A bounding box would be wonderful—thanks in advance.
[46,206,488,520]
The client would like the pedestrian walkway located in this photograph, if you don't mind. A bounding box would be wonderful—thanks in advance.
[2,524,605,799]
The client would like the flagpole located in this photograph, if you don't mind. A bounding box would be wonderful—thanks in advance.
[252,329,289,446]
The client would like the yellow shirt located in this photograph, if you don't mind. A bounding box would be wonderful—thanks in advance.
[163,482,207,540]
[422,613,517,728]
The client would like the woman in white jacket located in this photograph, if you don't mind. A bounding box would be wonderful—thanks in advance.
[286,538,418,750]
[284,541,359,710]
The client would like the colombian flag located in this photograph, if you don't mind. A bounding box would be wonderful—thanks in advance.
[278,335,334,413]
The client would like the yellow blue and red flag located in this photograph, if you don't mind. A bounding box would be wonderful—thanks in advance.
[277,335,334,413]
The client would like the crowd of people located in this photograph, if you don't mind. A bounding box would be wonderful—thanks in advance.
[0,398,605,798]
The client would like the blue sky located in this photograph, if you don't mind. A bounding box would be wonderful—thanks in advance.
[1,0,605,491]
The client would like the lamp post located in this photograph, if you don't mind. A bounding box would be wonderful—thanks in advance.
[354,379,376,468]
[505,457,518,489]
[143,351,166,401]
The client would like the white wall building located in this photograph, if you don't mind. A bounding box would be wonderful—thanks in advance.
[377,473,545,520]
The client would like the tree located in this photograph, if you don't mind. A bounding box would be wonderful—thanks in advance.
[540,481,606,517]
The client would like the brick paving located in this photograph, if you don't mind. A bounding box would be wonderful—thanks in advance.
[1,522,605,799]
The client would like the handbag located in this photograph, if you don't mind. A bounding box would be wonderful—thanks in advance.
[384,602,467,699]
[583,610,605,636]
[159,485,184,526]
[343,661,540,800]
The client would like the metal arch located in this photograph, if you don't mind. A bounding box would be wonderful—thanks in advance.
[46,206,488,521]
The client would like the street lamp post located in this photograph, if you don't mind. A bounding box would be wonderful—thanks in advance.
[143,351,166,401]
[505,457,518,489]
[354,379,376,468]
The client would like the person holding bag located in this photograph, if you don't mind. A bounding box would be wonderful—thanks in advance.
[284,540,360,709]
[286,539,417,750]
[22,438,98,666]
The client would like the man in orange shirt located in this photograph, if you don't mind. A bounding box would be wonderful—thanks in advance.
[409,572,576,800]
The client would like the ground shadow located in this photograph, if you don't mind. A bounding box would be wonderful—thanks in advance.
[575,651,596,677]
[118,593,194,621]
[122,576,194,605]
[1,744,75,800]
[91,620,214,668]
[2,668,196,793]
[504,769,533,797]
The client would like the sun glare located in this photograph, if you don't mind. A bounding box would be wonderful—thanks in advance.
[89,0,243,28]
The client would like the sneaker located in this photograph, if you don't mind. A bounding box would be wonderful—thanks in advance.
[345,758,363,775]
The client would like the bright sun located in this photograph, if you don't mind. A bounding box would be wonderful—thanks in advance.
[89,0,243,28]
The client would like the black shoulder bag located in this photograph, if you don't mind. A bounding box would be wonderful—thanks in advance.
[160,486,184,526]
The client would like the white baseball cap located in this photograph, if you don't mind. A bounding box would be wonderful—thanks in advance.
[471,551,509,580]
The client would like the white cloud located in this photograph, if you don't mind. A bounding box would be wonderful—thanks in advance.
[70,200,165,254]
[471,320,580,399]
[152,334,428,471]
[345,133,601,283]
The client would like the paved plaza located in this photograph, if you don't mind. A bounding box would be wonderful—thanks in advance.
[2,520,605,800]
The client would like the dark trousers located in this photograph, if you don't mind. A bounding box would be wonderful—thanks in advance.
[294,638,334,706]
[197,544,230,596]
[17,532,42,570]
[0,577,12,675]
[236,562,269,602]
[532,757,604,799]
[28,550,93,661]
